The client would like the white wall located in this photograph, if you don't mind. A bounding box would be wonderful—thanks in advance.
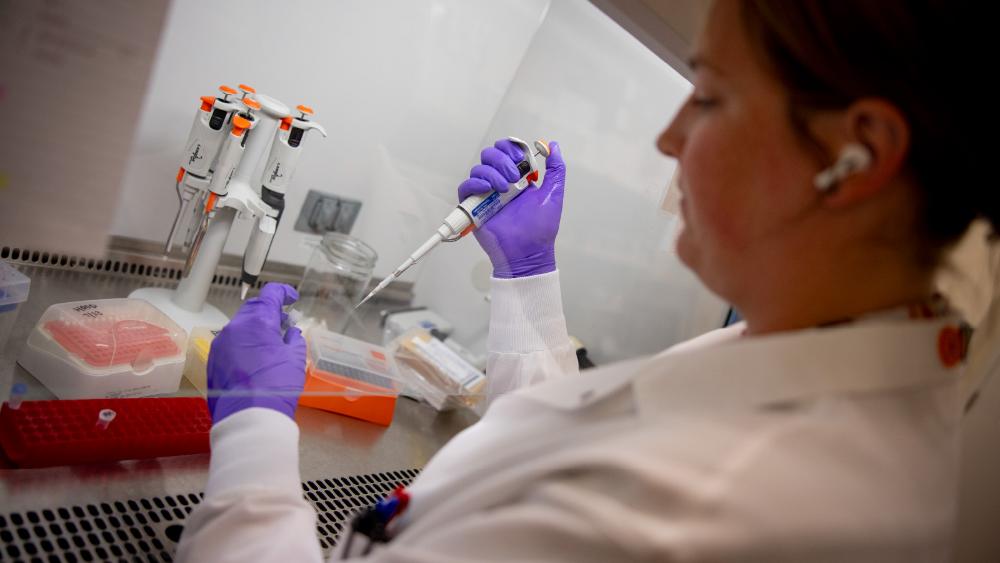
[112,0,727,364]
[113,0,549,269]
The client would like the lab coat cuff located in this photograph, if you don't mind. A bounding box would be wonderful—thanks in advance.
[490,270,571,353]
[204,408,302,498]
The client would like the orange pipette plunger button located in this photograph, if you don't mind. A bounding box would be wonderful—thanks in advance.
[219,85,237,96]
[199,95,215,111]
[296,104,314,116]
[243,98,261,111]
[238,84,256,94]
[231,115,251,136]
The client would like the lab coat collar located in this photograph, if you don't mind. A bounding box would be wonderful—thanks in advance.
[522,317,964,415]
[632,317,963,418]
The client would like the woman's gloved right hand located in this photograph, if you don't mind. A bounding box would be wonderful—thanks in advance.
[457,139,566,278]
[207,283,307,424]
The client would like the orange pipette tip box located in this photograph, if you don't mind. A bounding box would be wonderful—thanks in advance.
[300,330,402,426]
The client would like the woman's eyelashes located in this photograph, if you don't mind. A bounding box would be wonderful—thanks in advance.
[690,94,720,110]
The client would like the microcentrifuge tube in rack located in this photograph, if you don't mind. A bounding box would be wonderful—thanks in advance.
[8,382,27,410]
[96,408,117,430]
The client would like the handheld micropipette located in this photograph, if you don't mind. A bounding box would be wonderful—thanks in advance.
[355,137,550,309]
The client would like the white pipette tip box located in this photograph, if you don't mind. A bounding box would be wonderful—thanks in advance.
[18,298,188,399]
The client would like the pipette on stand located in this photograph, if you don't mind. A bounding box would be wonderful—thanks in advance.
[240,105,327,300]
[355,137,549,310]
[165,86,242,254]
[182,98,259,278]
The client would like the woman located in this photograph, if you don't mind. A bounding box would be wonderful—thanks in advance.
[178,1,994,560]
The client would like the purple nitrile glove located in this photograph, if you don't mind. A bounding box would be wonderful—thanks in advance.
[207,283,307,424]
[457,139,566,278]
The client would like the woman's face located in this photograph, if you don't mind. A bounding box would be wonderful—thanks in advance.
[657,0,826,305]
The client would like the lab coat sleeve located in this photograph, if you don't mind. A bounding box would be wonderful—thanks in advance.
[486,270,579,402]
[175,408,324,563]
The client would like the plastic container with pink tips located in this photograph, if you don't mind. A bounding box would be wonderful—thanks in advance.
[18,298,187,399]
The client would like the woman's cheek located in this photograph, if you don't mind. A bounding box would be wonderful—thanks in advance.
[671,118,733,269]
[674,173,738,271]
[674,189,708,271]
[675,222,699,270]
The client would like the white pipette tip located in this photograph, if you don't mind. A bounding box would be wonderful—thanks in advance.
[353,296,371,311]
[240,283,250,300]
[354,284,382,310]
[96,408,117,430]
[357,232,442,310]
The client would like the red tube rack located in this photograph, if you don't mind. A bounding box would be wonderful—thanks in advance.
[0,397,210,468]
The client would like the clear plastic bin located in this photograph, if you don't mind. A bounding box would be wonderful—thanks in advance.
[0,261,30,356]
[389,328,486,412]
[18,298,187,399]
[302,329,402,426]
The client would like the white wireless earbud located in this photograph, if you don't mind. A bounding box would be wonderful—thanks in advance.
[813,143,872,191]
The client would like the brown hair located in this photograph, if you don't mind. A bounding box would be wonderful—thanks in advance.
[738,0,995,248]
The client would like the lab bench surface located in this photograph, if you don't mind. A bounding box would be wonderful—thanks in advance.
[0,255,477,559]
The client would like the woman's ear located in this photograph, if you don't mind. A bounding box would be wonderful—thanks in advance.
[819,98,910,208]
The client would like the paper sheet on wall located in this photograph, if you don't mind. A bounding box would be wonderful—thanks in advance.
[0,0,168,257]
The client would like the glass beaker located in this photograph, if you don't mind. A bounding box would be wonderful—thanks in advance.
[298,233,377,334]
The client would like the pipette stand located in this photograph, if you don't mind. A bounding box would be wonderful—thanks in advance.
[131,94,291,333]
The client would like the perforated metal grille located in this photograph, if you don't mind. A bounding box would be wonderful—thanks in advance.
[304,469,419,553]
[0,236,413,303]
[0,468,419,562]
[0,242,299,291]
[0,245,187,283]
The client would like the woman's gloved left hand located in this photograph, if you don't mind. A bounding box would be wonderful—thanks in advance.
[207,283,307,424]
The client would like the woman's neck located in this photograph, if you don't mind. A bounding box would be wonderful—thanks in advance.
[739,244,937,336]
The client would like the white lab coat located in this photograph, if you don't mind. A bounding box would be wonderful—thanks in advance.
[177,271,963,562]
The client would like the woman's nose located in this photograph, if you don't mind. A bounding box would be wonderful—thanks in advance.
[657,106,686,158]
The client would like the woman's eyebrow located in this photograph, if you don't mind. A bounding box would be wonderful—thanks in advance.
[688,55,725,76]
